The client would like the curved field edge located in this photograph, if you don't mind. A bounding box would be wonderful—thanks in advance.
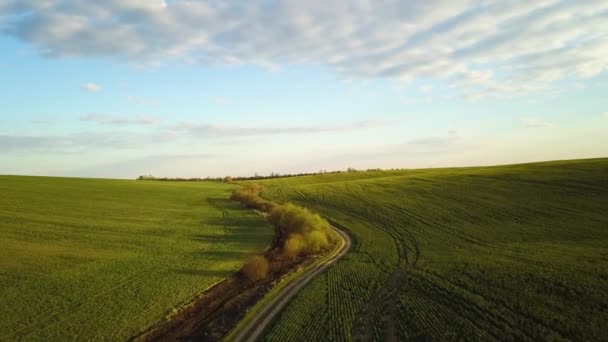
[224,222,350,342]
[0,177,273,341]
[257,158,608,341]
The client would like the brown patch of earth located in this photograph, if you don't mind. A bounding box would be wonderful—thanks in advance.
[129,249,313,342]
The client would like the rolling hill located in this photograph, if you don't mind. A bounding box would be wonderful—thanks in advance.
[256,158,608,340]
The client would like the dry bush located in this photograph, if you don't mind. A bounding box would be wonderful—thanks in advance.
[231,186,333,258]
[269,204,332,256]
[282,234,305,259]
[242,255,269,281]
[230,184,274,211]
[306,230,329,253]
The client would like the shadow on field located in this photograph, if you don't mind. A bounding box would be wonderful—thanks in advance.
[198,216,268,228]
[191,230,269,244]
[191,234,235,243]
[193,249,251,260]
[174,268,232,277]
[204,196,237,211]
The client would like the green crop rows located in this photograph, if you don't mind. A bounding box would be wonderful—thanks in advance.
[0,176,272,341]
[258,158,608,340]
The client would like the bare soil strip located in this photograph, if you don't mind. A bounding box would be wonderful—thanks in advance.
[130,226,350,342]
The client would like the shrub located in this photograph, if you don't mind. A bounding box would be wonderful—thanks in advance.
[283,234,305,259]
[242,255,269,281]
[268,204,330,238]
[231,186,334,258]
[230,184,274,211]
[268,203,332,255]
[306,230,329,253]
[258,199,277,212]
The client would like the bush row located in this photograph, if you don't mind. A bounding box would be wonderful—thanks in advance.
[230,185,277,212]
[231,185,335,267]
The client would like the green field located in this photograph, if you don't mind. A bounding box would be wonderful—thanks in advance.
[0,176,272,341]
[257,158,608,340]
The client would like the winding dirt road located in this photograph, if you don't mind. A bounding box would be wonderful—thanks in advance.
[229,225,352,342]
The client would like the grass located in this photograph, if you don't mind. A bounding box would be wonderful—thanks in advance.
[0,176,272,341]
[255,158,608,341]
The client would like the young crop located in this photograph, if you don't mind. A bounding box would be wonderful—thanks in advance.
[0,177,272,341]
[258,158,608,341]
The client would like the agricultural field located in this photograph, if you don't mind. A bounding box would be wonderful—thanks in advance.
[0,176,272,341]
[257,158,608,341]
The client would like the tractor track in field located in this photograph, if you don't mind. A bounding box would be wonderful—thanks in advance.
[352,213,420,342]
[229,224,352,342]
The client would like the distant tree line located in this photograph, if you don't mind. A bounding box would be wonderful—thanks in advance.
[136,167,398,182]
[136,175,225,182]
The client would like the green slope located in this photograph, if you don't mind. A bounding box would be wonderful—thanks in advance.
[257,158,608,341]
[0,176,272,341]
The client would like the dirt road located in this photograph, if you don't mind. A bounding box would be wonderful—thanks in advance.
[229,225,352,342]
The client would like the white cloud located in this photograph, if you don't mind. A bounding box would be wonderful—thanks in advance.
[81,113,159,126]
[521,117,553,128]
[168,120,386,138]
[0,131,173,153]
[419,85,433,93]
[81,83,101,92]
[2,1,608,97]
[2,118,386,154]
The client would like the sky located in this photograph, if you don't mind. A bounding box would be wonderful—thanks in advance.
[1,0,607,179]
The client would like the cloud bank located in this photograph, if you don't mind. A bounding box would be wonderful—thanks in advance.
[1,1,607,97]
[81,113,159,126]
[169,120,386,138]
[0,131,174,153]
[0,118,386,153]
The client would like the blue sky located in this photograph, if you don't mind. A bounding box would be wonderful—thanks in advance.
[1,1,607,178]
